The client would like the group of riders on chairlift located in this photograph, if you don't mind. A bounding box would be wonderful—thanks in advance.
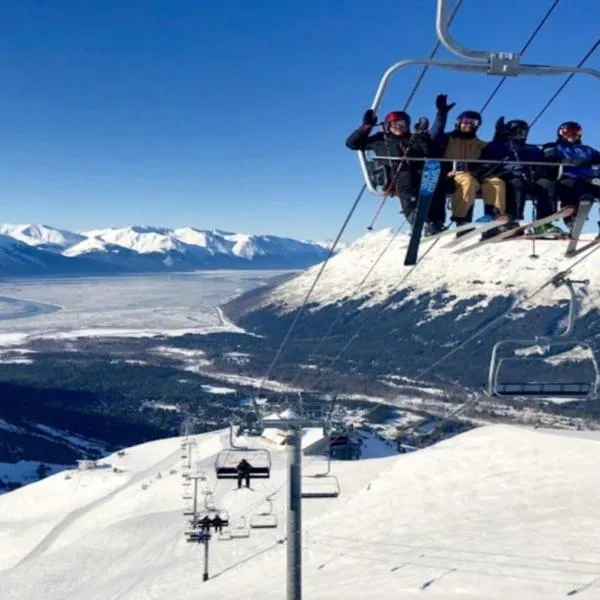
[346,94,600,239]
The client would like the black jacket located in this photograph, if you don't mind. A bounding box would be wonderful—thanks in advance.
[345,126,432,172]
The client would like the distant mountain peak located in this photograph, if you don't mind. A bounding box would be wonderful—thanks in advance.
[0,222,340,276]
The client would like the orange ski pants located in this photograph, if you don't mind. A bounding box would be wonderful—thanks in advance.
[451,171,506,219]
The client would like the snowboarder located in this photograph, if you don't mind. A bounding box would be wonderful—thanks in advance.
[345,109,435,228]
[541,121,600,231]
[236,458,252,489]
[429,94,507,227]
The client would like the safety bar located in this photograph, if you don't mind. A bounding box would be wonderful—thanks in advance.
[370,156,566,168]
[360,152,569,195]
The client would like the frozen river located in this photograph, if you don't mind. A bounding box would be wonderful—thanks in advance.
[0,270,290,345]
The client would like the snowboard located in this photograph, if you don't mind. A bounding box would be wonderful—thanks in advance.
[403,159,441,266]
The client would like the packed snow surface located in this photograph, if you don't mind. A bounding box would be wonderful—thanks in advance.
[0,424,599,599]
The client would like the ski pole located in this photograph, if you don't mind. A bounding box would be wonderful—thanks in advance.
[366,195,389,230]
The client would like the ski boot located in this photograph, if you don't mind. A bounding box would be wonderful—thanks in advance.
[531,222,570,239]
[423,221,447,237]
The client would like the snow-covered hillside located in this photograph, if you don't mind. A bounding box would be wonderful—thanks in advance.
[0,223,334,275]
[250,228,600,317]
[1,424,599,599]
[223,228,600,389]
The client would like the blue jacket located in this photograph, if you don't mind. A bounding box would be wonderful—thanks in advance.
[480,140,545,177]
[542,140,600,179]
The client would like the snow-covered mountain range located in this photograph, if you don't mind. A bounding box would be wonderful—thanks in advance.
[223,227,600,390]
[0,224,338,276]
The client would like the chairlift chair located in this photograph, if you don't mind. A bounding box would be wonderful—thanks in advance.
[227,516,251,539]
[301,473,341,499]
[250,495,278,529]
[215,448,271,479]
[486,339,600,400]
[357,0,600,198]
[249,513,278,529]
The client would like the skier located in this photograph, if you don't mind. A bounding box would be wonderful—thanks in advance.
[541,121,600,231]
[211,514,226,534]
[429,94,507,228]
[345,109,435,229]
[199,514,212,533]
[236,458,252,489]
[483,117,560,235]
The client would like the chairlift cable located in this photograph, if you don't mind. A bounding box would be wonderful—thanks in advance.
[306,7,600,399]
[285,3,469,393]
[287,220,407,389]
[255,184,366,397]
[305,236,442,392]
[479,0,561,113]
[415,242,600,382]
[530,36,600,128]
[404,244,600,441]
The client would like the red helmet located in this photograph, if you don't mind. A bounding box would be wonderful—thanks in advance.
[383,111,411,136]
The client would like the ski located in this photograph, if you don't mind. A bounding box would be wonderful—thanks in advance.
[565,200,593,257]
[454,206,575,255]
[420,220,482,243]
[442,215,511,248]
[404,159,441,266]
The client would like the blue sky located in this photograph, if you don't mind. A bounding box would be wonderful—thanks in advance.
[0,0,599,242]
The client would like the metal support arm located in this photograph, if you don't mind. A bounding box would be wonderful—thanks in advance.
[357,0,600,196]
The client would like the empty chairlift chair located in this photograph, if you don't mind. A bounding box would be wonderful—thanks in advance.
[302,439,341,499]
[301,473,341,499]
[486,339,600,400]
[249,495,278,529]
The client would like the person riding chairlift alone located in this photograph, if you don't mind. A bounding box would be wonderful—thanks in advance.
[236,458,252,489]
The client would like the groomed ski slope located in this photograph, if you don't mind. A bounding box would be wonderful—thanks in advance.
[1,425,600,599]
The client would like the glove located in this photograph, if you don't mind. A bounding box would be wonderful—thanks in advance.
[414,116,429,132]
[495,116,506,133]
[526,167,539,182]
[362,109,377,127]
[435,94,456,113]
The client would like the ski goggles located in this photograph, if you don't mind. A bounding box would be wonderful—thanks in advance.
[559,125,582,138]
[388,121,408,133]
[458,117,480,127]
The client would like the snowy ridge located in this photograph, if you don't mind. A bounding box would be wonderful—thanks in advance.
[255,227,600,319]
[0,424,599,599]
[0,223,336,275]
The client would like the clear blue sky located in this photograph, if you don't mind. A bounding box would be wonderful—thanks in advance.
[0,0,599,242]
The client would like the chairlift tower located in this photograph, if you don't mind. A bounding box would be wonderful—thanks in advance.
[259,392,336,600]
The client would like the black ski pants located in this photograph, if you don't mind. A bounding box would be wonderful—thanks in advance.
[502,175,556,220]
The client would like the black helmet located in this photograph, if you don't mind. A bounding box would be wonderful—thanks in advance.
[505,119,530,141]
